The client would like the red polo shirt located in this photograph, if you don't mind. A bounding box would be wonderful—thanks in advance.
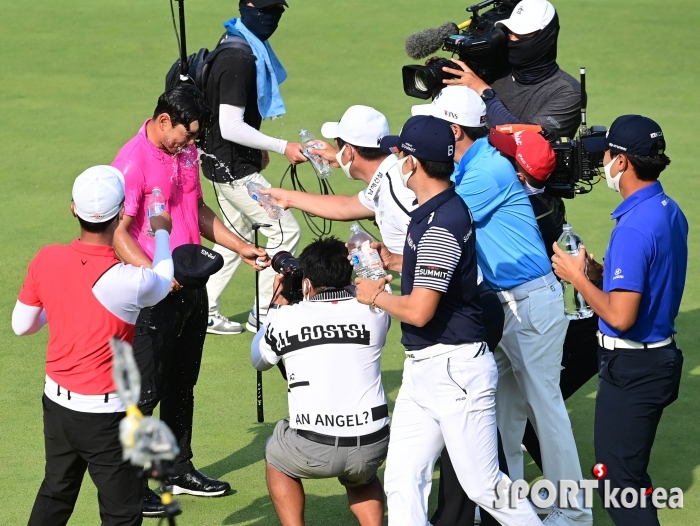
[18,240,134,394]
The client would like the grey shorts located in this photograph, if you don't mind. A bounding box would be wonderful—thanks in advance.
[265,419,389,488]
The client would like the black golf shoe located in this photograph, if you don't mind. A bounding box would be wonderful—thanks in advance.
[163,470,231,497]
[142,487,165,518]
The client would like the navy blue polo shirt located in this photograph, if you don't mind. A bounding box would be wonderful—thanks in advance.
[600,181,688,342]
[401,186,485,350]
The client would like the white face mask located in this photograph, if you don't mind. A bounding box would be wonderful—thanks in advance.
[335,145,354,179]
[302,278,312,302]
[397,155,416,187]
[604,155,624,193]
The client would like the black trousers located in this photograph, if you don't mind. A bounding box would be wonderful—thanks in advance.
[133,287,207,476]
[595,343,683,526]
[28,396,143,526]
[431,288,506,526]
[522,315,600,470]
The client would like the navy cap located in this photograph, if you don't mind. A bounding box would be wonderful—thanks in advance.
[379,115,455,163]
[173,244,224,289]
[585,115,666,156]
[248,0,288,8]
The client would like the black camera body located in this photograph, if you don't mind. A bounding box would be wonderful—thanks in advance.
[271,251,304,304]
[545,126,607,198]
[442,0,514,83]
[402,0,516,99]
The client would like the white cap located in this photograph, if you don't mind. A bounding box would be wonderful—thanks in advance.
[72,165,125,223]
[495,0,556,35]
[411,86,487,127]
[321,105,390,148]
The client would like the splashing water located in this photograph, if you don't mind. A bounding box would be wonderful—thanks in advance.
[197,148,234,180]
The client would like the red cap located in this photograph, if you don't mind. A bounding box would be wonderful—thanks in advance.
[489,129,556,181]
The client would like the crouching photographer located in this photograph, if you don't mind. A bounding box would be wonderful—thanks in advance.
[251,237,391,526]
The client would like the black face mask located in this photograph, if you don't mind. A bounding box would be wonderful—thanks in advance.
[239,4,283,42]
[507,12,560,85]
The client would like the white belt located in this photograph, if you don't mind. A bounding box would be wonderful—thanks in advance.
[597,332,674,350]
[44,375,125,413]
[405,342,487,361]
[496,272,559,303]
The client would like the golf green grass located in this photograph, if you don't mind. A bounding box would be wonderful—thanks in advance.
[1,0,698,524]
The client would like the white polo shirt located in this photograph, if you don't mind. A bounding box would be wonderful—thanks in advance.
[357,156,417,254]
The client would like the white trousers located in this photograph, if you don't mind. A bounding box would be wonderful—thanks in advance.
[205,173,301,316]
[384,345,541,526]
[495,275,590,519]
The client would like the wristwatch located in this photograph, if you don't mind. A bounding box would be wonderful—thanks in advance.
[481,88,495,102]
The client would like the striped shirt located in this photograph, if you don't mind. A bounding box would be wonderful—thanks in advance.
[401,186,485,351]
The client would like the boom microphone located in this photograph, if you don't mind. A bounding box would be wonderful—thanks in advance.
[405,22,460,60]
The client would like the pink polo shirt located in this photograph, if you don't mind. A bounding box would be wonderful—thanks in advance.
[112,120,203,260]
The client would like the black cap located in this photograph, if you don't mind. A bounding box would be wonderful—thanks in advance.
[246,0,288,7]
[379,115,456,163]
[172,245,224,289]
[585,115,666,156]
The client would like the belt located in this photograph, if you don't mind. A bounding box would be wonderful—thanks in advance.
[597,331,674,350]
[405,342,486,361]
[496,272,558,303]
[477,281,492,294]
[297,425,390,447]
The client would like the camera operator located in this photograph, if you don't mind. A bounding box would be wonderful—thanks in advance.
[356,115,540,526]
[202,0,306,335]
[12,166,174,526]
[490,128,600,485]
[251,237,391,526]
[112,85,269,516]
[442,0,581,139]
[419,87,591,525]
[552,115,687,526]
[259,105,415,256]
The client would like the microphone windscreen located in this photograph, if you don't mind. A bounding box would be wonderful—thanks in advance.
[404,22,459,60]
[437,22,460,40]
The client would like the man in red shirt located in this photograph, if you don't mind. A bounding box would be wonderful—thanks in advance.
[112,84,268,514]
[12,165,174,526]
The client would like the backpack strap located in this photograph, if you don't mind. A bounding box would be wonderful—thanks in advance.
[210,34,252,61]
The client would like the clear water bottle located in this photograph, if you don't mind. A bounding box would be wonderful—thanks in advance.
[145,187,165,236]
[348,223,386,280]
[299,129,333,179]
[557,224,594,320]
[246,180,284,220]
[349,223,387,313]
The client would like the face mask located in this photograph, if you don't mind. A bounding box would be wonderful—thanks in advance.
[336,145,354,179]
[239,5,283,41]
[522,180,544,196]
[302,278,312,302]
[397,155,416,187]
[507,13,560,85]
[604,155,624,193]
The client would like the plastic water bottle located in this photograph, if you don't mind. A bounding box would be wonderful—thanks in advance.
[557,224,594,320]
[348,223,386,280]
[246,180,284,220]
[145,187,165,236]
[299,129,333,179]
[348,223,387,313]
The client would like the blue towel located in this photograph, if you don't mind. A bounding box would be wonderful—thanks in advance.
[223,18,287,120]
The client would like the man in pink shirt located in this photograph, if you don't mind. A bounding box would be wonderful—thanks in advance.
[113,85,268,517]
